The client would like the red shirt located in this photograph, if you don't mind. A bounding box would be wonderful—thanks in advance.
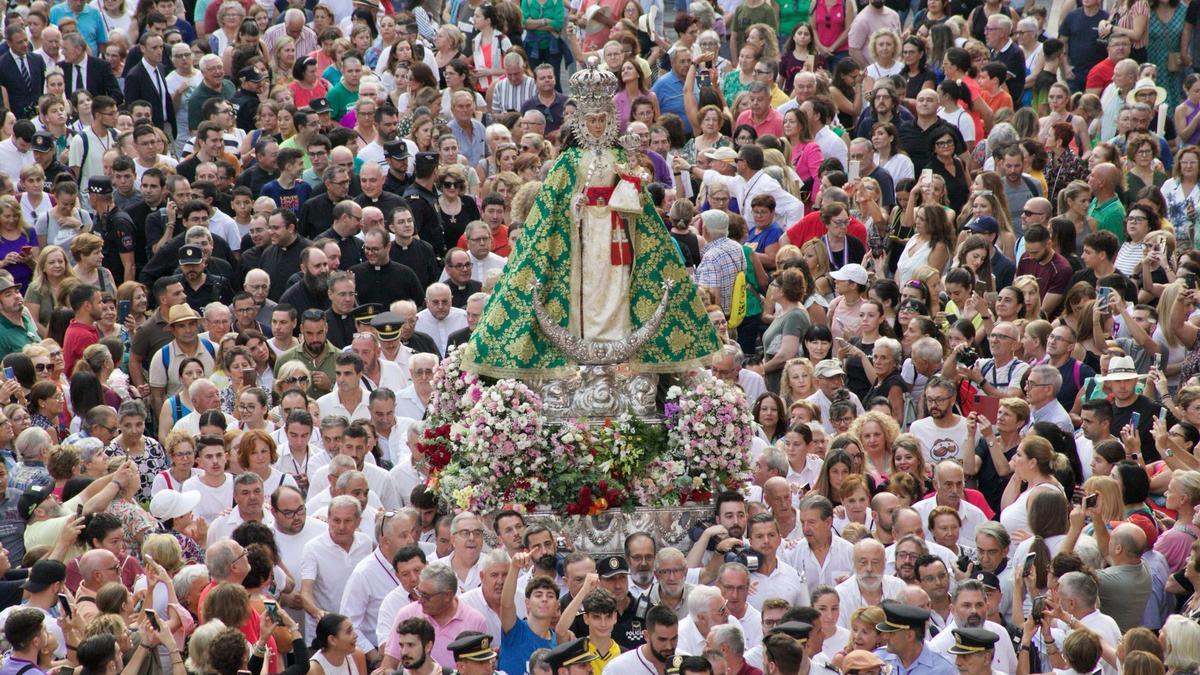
[784,212,868,248]
[457,223,511,257]
[62,319,99,378]
[735,107,785,138]
[1015,251,1074,299]
[1086,58,1116,92]
[198,581,280,667]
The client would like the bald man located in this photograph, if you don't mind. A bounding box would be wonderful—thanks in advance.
[1086,164,1126,242]
[1100,59,1140,140]
[414,284,467,357]
[1092,522,1152,633]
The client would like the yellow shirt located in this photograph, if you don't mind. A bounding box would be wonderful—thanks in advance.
[588,639,622,674]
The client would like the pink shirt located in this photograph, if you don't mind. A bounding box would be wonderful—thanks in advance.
[383,600,489,669]
[736,108,784,138]
[847,7,902,61]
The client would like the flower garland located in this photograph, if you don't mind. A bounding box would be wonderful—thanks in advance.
[420,357,752,514]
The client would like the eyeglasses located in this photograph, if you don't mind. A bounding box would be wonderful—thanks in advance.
[1024,381,1052,389]
[934,138,955,147]
[454,528,485,538]
[753,68,772,75]
[1126,215,1149,223]
[415,587,447,601]
[448,262,471,269]
[926,394,955,405]
[1021,209,1047,217]
[989,334,1017,341]
[282,375,310,385]
[33,363,53,372]
[275,504,306,518]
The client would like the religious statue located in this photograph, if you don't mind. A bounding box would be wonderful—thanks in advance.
[461,60,721,379]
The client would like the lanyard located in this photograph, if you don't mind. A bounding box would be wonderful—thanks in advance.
[375,551,399,585]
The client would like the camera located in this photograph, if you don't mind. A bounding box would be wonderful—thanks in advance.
[689,521,721,552]
[724,545,762,572]
[956,347,979,368]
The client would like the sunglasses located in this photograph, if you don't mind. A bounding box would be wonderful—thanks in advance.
[282,375,309,384]
[34,363,53,372]
[440,180,464,189]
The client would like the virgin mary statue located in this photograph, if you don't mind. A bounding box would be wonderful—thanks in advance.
[461,60,721,379]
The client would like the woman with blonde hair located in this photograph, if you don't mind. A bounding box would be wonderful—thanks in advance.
[864,28,903,91]
[958,189,1016,259]
[799,237,834,300]
[1156,282,1196,390]
[24,245,75,336]
[70,232,117,294]
[849,411,900,483]
[1012,275,1043,323]
[0,195,37,291]
[134,535,195,663]
[999,435,1063,539]
[779,358,816,404]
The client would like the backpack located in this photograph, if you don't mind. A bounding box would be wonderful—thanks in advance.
[77,127,119,183]
[160,338,216,372]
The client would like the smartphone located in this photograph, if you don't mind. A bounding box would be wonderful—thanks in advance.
[1162,406,1170,422]
[58,593,71,618]
[1154,353,1163,371]
[75,503,83,517]
[920,168,933,184]
[243,368,256,388]
[60,667,74,675]
[2,367,12,380]
[556,536,568,553]
[19,246,31,256]
[1098,286,1113,303]
[118,301,131,323]
[1131,411,1142,429]
[1031,594,1047,619]
[1083,492,1098,509]
[1187,272,1198,290]
[848,160,861,181]
[264,599,281,624]
[144,608,160,630]
[974,280,989,297]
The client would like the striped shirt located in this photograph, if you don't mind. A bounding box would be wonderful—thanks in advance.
[490,76,538,114]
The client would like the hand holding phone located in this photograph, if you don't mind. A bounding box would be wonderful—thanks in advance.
[1082,492,1098,509]
[848,159,861,181]
[144,608,160,630]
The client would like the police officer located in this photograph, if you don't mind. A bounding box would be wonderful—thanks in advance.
[402,151,447,258]
[447,632,496,675]
[86,176,137,285]
[948,626,1002,675]
[546,637,600,675]
[177,244,232,311]
[383,139,412,195]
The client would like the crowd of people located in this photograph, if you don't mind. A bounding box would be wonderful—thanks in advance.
[0,0,1195,670]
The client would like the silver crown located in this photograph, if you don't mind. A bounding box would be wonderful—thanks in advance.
[569,58,619,108]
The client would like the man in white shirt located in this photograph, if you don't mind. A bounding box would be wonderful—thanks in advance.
[910,376,976,470]
[206,472,275,545]
[675,585,738,656]
[395,352,437,421]
[805,360,865,434]
[835,539,905,628]
[802,96,848,170]
[886,508,958,576]
[272,408,331,493]
[1024,364,1074,434]
[784,494,856,588]
[352,333,408,393]
[270,485,327,635]
[438,511,485,592]
[1047,571,1121,675]
[696,144,803,225]
[375,545,429,649]
[745,514,809,610]
[340,507,412,667]
[458,548,509,652]
[414,283,467,357]
[299,495,373,641]
[913,461,988,548]
[0,120,34,180]
[317,352,371,421]
[306,425,401,509]
[601,605,680,674]
[928,579,1017,674]
[714,564,762,648]
[709,343,766,404]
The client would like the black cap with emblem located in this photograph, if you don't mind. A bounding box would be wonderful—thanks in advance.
[448,633,496,662]
[352,303,383,325]
[87,176,114,195]
[384,139,409,160]
[947,627,1000,655]
[876,599,931,633]
[369,311,404,342]
[414,151,439,174]
[665,655,711,674]
[597,555,629,578]
[768,622,813,644]
[546,637,599,669]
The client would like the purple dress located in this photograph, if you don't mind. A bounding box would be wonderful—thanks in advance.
[1183,100,1200,147]
[0,230,38,292]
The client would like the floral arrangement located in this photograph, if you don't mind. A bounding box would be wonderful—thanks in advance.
[422,361,752,514]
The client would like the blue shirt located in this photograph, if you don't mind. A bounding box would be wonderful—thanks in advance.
[500,619,555,675]
[0,657,46,675]
[262,179,312,215]
[650,71,692,134]
[876,646,957,675]
[49,3,107,55]
[451,119,488,167]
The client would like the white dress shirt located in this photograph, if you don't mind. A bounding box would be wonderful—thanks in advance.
[307,487,383,511]
[272,445,332,483]
[376,583,418,647]
[913,496,989,548]
[206,507,275,546]
[415,307,468,356]
[317,387,371,422]
[835,574,906,628]
[471,252,506,283]
[782,535,856,588]
[676,612,743,656]
[394,385,427,421]
[815,125,848,170]
[306,461,402,510]
[299,531,374,640]
[0,138,33,181]
[273,518,328,634]
[701,169,804,225]
[363,359,409,393]
[340,548,401,651]
[436,551,482,592]
[460,587,504,649]
[748,560,809,609]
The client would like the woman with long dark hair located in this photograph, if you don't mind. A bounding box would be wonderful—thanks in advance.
[925,128,971,214]
[307,614,366,675]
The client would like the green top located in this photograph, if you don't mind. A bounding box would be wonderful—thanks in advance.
[461,147,722,378]
[521,0,565,48]
[721,70,753,107]
[278,135,312,170]
[186,79,236,131]
[0,310,39,356]
[274,341,339,398]
[326,82,359,122]
[1089,196,1127,243]
[729,1,779,37]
